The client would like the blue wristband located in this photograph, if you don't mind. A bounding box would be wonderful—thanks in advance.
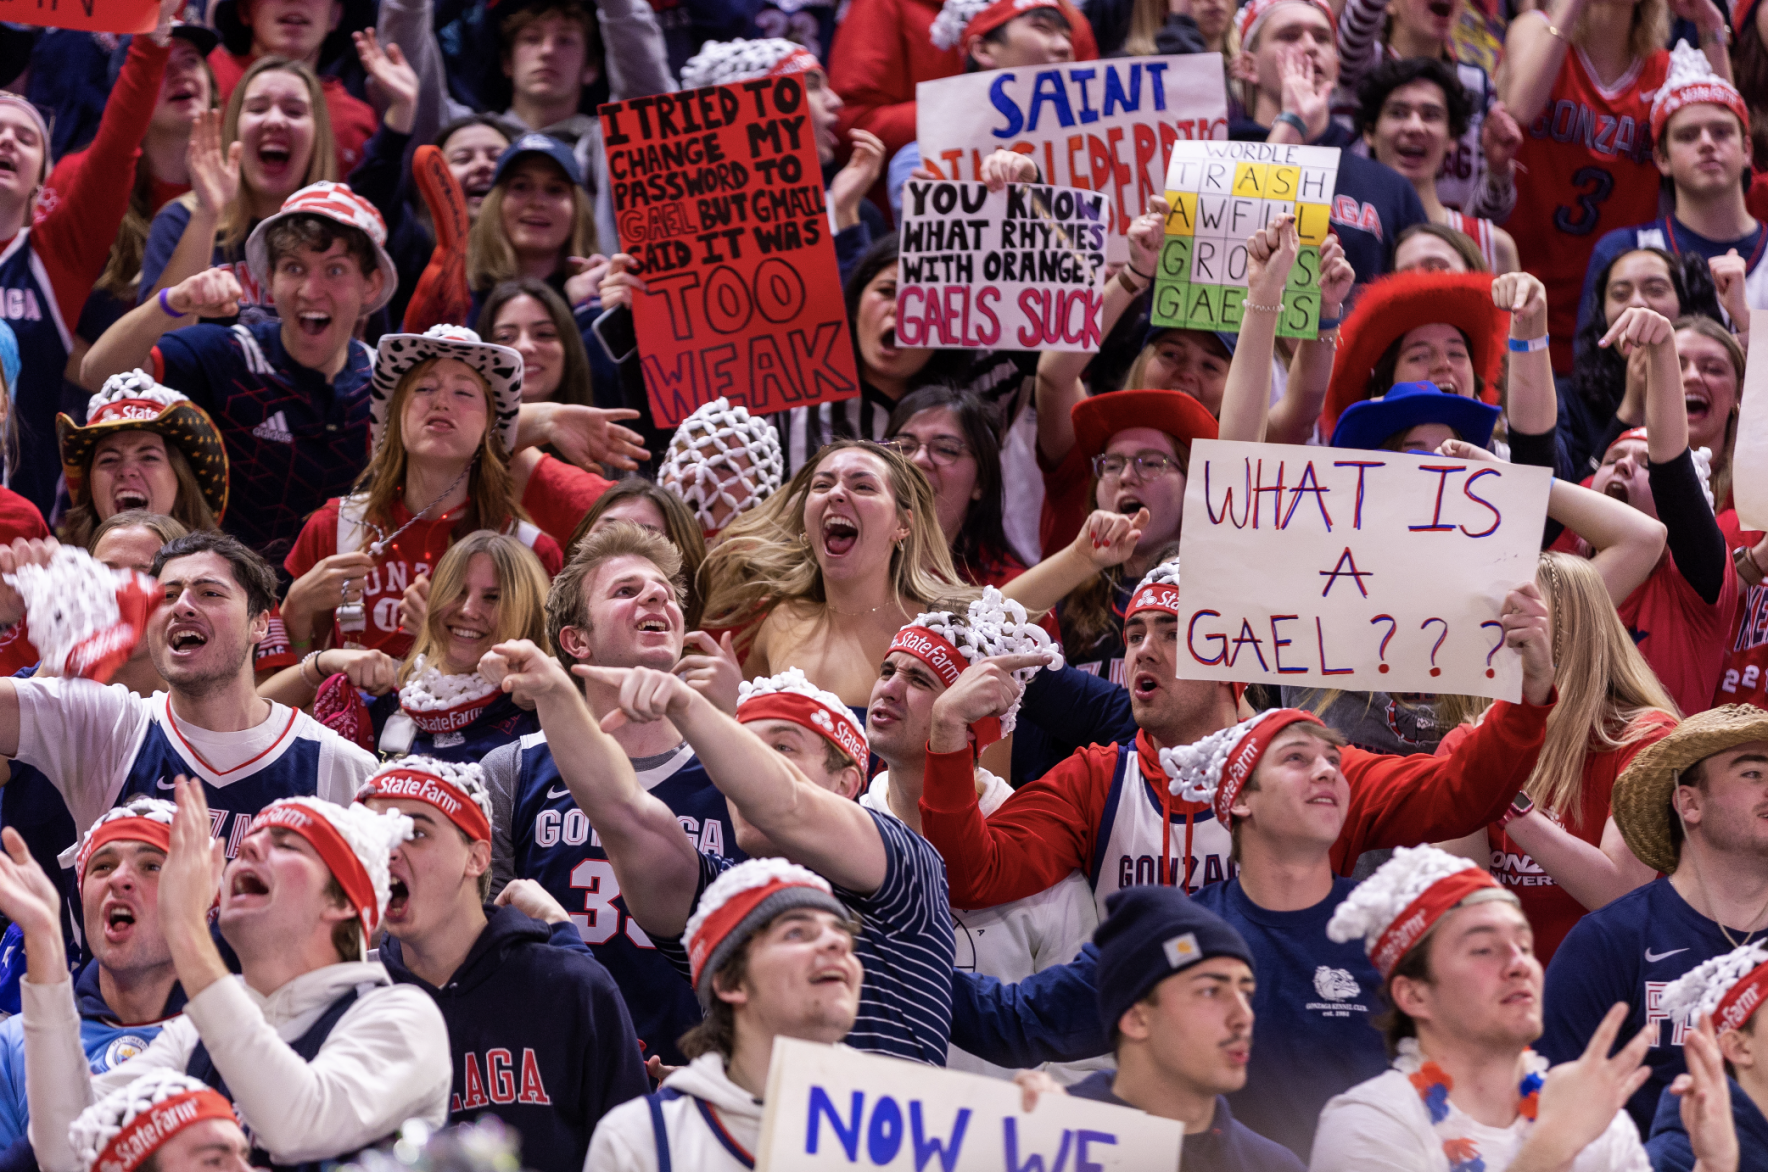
[157,287,183,319]
[1508,334,1549,353]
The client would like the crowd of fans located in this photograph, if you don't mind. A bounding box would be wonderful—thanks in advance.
[0,0,1757,1165]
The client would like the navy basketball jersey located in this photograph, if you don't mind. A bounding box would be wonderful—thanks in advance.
[0,230,74,515]
[507,734,743,1066]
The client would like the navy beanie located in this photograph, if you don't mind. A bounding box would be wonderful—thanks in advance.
[1095,886,1255,1037]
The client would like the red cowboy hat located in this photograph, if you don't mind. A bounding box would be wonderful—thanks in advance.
[1071,389,1220,464]
[1322,270,1507,439]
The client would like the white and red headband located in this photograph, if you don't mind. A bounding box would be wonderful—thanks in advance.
[1651,41,1750,139]
[682,858,846,1001]
[1235,0,1335,46]
[1327,845,1513,979]
[398,656,501,735]
[930,0,1062,49]
[84,371,193,428]
[245,798,411,937]
[886,586,1063,748]
[62,798,176,889]
[1663,941,1768,1036]
[679,38,823,89]
[737,668,868,767]
[70,1072,235,1172]
[1160,708,1327,824]
[5,546,157,683]
[1126,558,1182,620]
[356,756,493,844]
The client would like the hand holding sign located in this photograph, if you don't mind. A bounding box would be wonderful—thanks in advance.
[1500,580,1554,706]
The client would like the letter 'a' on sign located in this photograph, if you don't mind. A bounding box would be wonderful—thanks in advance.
[599,76,862,427]
[913,56,1230,264]
[1152,140,1340,340]
[755,1037,1184,1170]
[4,0,159,34]
[1175,439,1550,701]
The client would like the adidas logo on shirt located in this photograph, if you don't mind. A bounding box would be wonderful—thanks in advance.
[252,411,293,443]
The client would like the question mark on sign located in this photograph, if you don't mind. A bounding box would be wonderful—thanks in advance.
[1371,614,1396,673]
[1480,621,1504,679]
[1421,618,1448,677]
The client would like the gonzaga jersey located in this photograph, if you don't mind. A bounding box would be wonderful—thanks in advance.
[10,677,373,846]
[507,734,742,1066]
[0,229,74,516]
[1088,744,1234,922]
[1506,45,1670,372]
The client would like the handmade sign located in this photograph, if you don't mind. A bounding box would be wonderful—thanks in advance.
[915,56,1229,260]
[600,78,860,426]
[1175,439,1551,700]
[0,0,157,33]
[1150,140,1340,339]
[755,1038,1183,1170]
[1733,309,1768,531]
[895,179,1107,352]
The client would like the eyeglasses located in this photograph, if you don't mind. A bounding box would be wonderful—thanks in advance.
[1092,452,1182,481]
[887,436,971,465]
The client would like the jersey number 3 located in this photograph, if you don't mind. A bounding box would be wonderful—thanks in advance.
[569,859,655,948]
[1552,166,1614,236]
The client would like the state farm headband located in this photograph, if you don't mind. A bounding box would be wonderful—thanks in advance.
[66,799,176,889]
[356,757,493,843]
[1327,845,1514,979]
[71,1072,235,1172]
[1651,41,1750,138]
[1161,708,1326,824]
[930,0,1064,48]
[1663,941,1768,1036]
[247,798,411,935]
[737,668,868,766]
[1126,557,1181,619]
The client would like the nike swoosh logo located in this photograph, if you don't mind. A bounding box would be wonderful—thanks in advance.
[547,785,571,800]
[1645,947,1689,963]
[156,778,178,791]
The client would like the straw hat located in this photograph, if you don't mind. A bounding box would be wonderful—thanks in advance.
[1611,704,1768,874]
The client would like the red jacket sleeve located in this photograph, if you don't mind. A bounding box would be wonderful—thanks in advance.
[284,501,341,581]
[33,36,169,327]
[918,742,1115,908]
[829,0,960,160]
[1329,692,1557,872]
[522,454,612,549]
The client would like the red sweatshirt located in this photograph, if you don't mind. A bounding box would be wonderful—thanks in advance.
[919,695,1555,909]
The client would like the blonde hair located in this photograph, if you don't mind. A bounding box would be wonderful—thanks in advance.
[1122,0,1239,57]
[400,530,550,685]
[547,520,685,669]
[466,173,598,293]
[355,357,526,538]
[1527,552,1679,818]
[216,56,337,253]
[1674,315,1743,509]
[700,439,974,629]
[1569,0,1668,60]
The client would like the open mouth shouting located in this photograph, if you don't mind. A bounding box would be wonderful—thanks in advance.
[1113,491,1146,517]
[634,613,672,638]
[821,514,859,558]
[295,311,332,339]
[166,621,210,656]
[111,485,151,511]
[1602,479,1631,506]
[386,876,410,920]
[228,869,270,905]
[101,898,139,945]
[1685,388,1712,426]
[1130,670,1162,702]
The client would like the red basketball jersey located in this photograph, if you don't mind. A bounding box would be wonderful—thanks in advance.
[1505,46,1669,372]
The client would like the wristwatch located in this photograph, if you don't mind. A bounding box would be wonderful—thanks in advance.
[1497,791,1535,829]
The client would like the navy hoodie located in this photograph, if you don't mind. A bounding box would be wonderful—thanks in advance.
[1068,1075,1305,1172]
[380,904,648,1172]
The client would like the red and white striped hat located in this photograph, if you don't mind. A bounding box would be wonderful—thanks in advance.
[1327,845,1515,979]
[682,858,847,1003]
[1234,0,1335,46]
[70,1072,236,1172]
[1650,40,1750,139]
[679,38,823,89]
[356,755,493,844]
[738,668,867,768]
[1160,707,1329,824]
[243,798,412,938]
[60,798,177,889]
[244,182,398,313]
[1663,940,1768,1036]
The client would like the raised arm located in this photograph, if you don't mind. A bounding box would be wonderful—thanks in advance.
[1001,507,1146,615]
[1266,233,1355,445]
[1499,2,1584,127]
[1216,214,1300,444]
[480,641,702,935]
[574,664,888,894]
[1497,272,1555,435]
[83,269,242,390]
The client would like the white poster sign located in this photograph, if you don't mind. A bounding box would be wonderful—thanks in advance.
[896,179,1108,352]
[916,56,1228,260]
[755,1038,1183,1170]
[1733,309,1768,532]
[1175,439,1552,701]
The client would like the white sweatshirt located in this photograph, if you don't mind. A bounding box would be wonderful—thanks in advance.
[586,1052,764,1172]
[24,962,450,1172]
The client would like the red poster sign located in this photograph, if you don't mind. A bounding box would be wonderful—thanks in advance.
[0,0,157,34]
[599,77,860,427]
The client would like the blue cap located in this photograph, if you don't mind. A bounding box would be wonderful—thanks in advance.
[1329,380,1500,452]
[1141,321,1237,358]
[491,133,585,189]
[0,321,21,401]
[1094,885,1254,1036]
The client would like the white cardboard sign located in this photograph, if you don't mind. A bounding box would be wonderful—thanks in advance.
[1733,309,1768,532]
[915,56,1229,261]
[755,1038,1183,1170]
[1175,439,1551,701]
[896,179,1108,352]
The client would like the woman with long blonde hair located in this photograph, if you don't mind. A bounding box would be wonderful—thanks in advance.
[466,136,601,325]
[282,326,563,663]
[1443,551,1677,963]
[139,55,338,317]
[702,438,973,707]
